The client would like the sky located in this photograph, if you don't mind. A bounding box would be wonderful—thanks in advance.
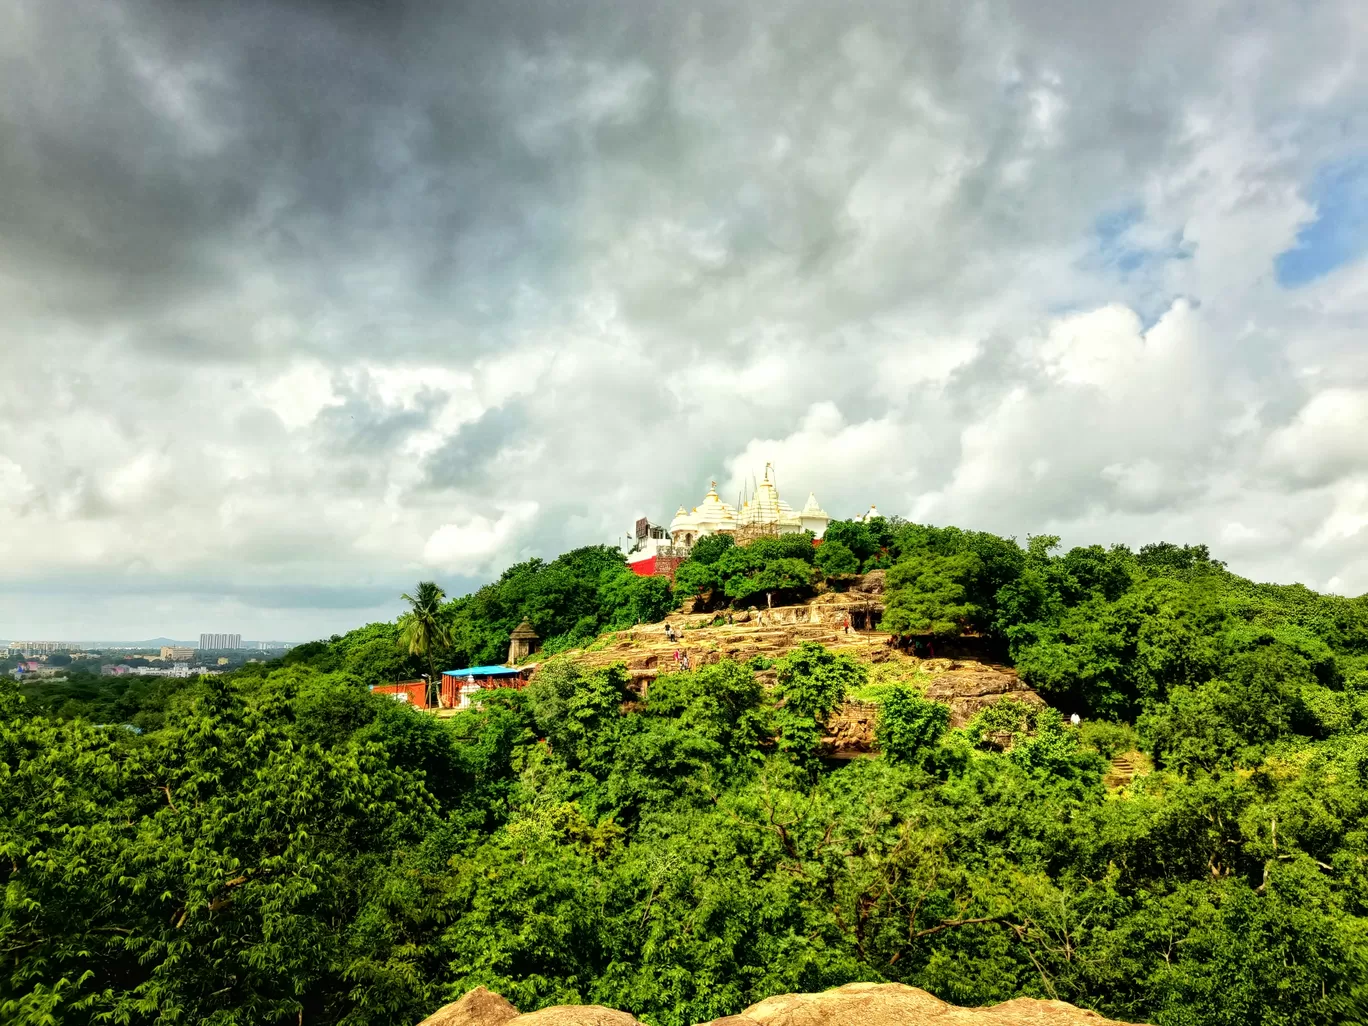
[2,0,1368,641]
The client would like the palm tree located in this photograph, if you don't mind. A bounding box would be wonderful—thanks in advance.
[398,580,451,706]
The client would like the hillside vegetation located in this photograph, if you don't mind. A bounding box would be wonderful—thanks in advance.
[4,517,1368,1026]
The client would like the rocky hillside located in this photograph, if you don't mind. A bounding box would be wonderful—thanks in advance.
[418,983,1145,1026]
[545,572,1043,750]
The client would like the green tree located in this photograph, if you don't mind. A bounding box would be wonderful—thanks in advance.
[688,533,735,565]
[882,552,983,636]
[814,540,860,579]
[822,520,878,562]
[873,684,948,763]
[399,580,451,704]
[773,643,867,762]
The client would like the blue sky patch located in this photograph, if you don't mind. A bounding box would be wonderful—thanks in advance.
[1090,203,1192,277]
[1275,156,1368,287]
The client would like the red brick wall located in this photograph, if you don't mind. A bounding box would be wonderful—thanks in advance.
[372,679,430,708]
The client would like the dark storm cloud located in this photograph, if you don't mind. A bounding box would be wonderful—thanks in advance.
[422,400,532,490]
[3,0,1368,638]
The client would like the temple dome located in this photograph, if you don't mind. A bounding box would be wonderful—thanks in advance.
[796,491,831,539]
[667,465,830,547]
[694,482,738,531]
[739,464,791,527]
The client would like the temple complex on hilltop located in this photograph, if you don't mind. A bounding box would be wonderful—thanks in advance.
[624,463,832,577]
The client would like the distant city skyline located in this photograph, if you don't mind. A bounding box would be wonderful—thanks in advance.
[3,636,301,650]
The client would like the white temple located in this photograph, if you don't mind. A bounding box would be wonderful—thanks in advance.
[852,503,880,523]
[668,464,831,547]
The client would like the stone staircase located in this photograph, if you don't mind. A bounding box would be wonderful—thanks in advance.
[1104,749,1153,789]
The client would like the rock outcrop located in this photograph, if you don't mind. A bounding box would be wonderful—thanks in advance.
[920,663,1045,728]
[544,595,1046,756]
[420,983,1145,1026]
[727,981,1140,1025]
[418,986,520,1026]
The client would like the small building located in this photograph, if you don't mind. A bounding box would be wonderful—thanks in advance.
[372,664,535,712]
[371,679,429,707]
[507,620,541,664]
[623,519,690,579]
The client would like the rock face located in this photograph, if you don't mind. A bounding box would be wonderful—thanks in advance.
[919,664,1045,728]
[515,1007,641,1026]
[420,983,1145,1026]
[544,599,1046,756]
[724,981,1142,1025]
[418,986,520,1026]
[821,700,880,759]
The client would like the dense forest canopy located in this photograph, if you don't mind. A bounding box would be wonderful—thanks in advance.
[4,518,1368,1025]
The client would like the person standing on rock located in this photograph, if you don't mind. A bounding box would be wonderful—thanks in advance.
[665,623,675,642]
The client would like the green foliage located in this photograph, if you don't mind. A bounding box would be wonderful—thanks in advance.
[961,695,1037,744]
[399,581,451,696]
[723,556,817,605]
[1076,719,1138,761]
[882,552,983,636]
[746,534,818,563]
[814,540,860,578]
[673,535,819,610]
[597,571,673,630]
[775,643,865,721]
[688,533,735,565]
[7,523,1368,1026]
[670,559,721,603]
[873,685,948,762]
[0,674,446,1026]
[773,643,867,764]
[442,546,651,663]
[821,520,879,562]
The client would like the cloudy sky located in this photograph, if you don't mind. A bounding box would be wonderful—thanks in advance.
[2,0,1367,641]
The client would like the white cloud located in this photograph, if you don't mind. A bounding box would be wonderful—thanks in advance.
[262,362,343,430]
[1265,388,1368,484]
[3,0,1368,638]
[423,502,540,574]
[720,403,908,515]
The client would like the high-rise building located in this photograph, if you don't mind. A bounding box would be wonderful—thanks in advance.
[8,641,72,655]
[199,633,242,650]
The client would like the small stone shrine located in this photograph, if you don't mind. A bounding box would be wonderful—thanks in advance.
[507,620,540,665]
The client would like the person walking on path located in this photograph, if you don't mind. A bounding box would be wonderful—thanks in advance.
[665,623,675,642]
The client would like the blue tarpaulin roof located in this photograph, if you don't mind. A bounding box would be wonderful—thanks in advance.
[442,665,524,678]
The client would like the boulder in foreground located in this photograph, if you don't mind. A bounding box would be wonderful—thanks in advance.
[418,986,520,1026]
[421,982,1146,1026]
[727,981,1143,1025]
